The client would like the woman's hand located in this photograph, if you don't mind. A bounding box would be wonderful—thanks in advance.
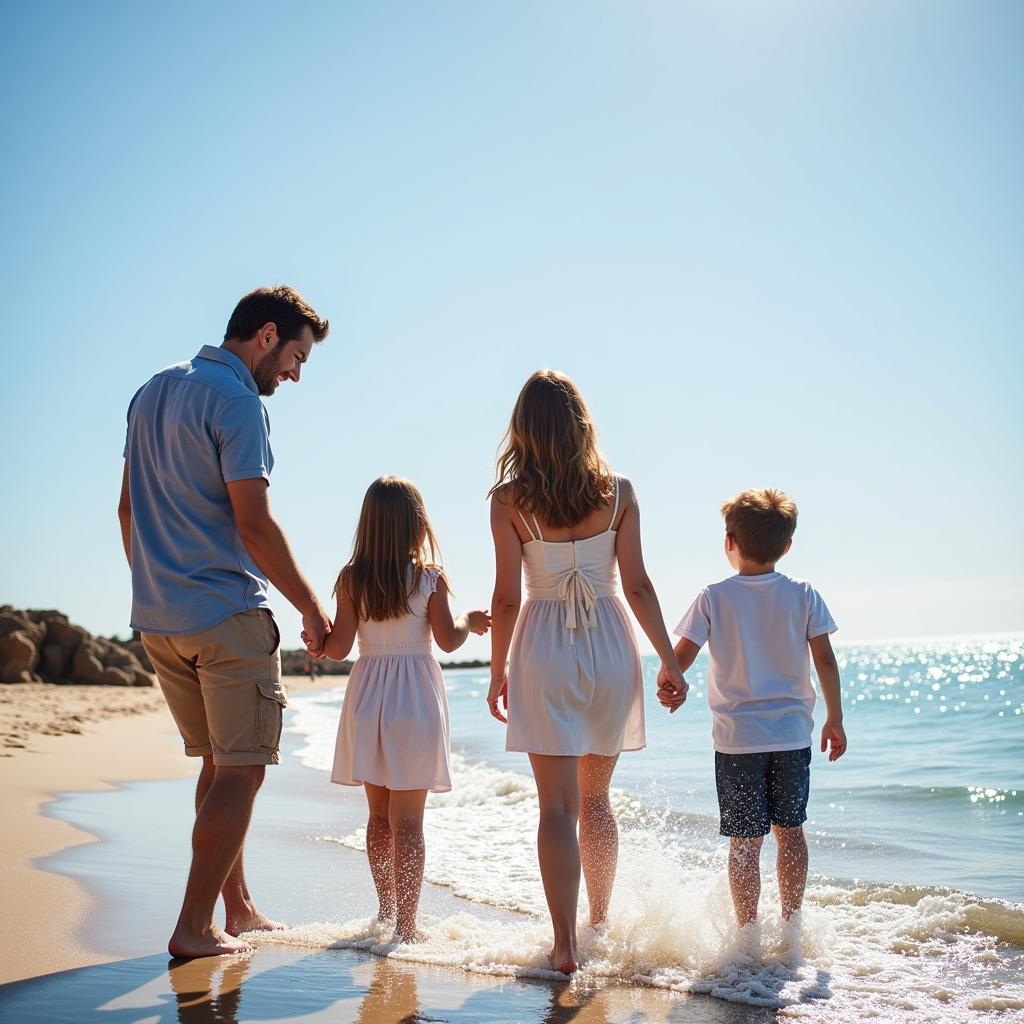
[486,673,508,724]
[467,610,492,635]
[656,661,688,714]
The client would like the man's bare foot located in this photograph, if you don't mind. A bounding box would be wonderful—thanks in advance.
[169,922,254,959]
[549,943,579,974]
[225,909,288,936]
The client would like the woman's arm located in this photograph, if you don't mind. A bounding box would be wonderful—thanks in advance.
[323,584,358,662]
[615,478,687,702]
[487,491,523,723]
[428,574,491,653]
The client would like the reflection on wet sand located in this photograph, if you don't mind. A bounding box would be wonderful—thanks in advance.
[0,946,779,1023]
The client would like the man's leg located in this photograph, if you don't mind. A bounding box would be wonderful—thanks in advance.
[772,825,808,920]
[169,764,265,958]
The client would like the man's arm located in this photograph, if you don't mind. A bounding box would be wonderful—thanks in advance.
[118,462,132,568]
[226,478,331,656]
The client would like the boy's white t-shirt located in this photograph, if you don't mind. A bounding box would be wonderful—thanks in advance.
[674,572,837,754]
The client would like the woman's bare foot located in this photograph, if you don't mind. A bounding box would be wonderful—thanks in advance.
[224,909,288,936]
[169,922,254,959]
[392,926,429,945]
[549,943,579,974]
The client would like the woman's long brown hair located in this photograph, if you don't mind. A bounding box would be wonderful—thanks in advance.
[489,370,614,528]
[333,477,441,621]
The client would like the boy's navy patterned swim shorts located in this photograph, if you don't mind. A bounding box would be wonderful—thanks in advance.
[715,747,812,837]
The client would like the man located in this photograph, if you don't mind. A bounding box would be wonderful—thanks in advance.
[118,285,331,958]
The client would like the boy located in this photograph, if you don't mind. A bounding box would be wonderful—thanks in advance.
[658,488,846,933]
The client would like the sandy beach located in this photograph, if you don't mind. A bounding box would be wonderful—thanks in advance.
[0,677,774,1023]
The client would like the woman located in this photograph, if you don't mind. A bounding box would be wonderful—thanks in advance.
[487,369,687,973]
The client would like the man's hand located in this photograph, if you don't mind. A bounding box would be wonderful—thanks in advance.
[301,605,332,659]
[821,719,847,762]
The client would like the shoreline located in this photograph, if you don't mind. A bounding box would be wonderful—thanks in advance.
[0,674,336,986]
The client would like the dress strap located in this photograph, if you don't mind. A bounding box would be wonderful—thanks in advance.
[607,477,620,532]
[517,507,540,542]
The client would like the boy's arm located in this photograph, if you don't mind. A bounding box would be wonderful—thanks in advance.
[809,633,847,761]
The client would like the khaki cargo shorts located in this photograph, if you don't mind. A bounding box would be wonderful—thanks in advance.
[142,609,286,766]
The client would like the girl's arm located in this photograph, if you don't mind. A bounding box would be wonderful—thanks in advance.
[615,478,688,704]
[323,584,358,662]
[427,573,491,653]
[487,491,523,723]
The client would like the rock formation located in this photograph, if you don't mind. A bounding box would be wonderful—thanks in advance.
[0,607,154,686]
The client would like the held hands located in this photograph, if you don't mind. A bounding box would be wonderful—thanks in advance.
[466,610,492,636]
[656,660,689,713]
[486,672,508,724]
[301,603,332,659]
[821,719,847,762]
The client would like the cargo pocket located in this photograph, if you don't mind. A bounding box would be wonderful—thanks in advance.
[256,678,287,751]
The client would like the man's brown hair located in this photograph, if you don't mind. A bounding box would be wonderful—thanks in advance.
[720,488,798,565]
[224,285,329,345]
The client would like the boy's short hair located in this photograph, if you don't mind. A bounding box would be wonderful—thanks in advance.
[720,488,798,564]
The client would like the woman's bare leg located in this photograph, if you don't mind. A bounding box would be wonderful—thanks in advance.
[388,788,429,942]
[528,753,581,973]
[363,784,396,922]
[577,753,619,927]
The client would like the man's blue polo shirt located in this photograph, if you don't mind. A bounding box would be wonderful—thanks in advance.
[124,346,274,636]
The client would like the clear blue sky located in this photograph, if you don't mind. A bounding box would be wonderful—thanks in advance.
[3,1,1021,658]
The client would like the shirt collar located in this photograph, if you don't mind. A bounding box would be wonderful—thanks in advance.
[195,345,259,395]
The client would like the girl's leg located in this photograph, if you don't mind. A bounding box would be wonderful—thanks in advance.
[363,783,396,922]
[387,788,429,942]
[528,753,581,973]
[577,753,619,927]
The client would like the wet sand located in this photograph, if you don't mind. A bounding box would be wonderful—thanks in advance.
[0,678,775,1023]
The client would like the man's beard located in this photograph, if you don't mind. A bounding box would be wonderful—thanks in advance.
[253,347,285,396]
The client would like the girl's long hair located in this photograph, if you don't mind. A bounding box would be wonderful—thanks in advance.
[333,477,441,621]
[489,370,614,528]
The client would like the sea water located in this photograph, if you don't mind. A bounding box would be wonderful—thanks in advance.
[269,634,1024,1020]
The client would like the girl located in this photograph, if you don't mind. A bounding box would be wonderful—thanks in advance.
[487,370,687,973]
[325,477,490,942]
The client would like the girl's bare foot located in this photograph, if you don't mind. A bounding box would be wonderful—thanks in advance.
[225,909,288,936]
[169,922,254,959]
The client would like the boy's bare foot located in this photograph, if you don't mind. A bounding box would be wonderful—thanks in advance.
[548,944,579,974]
[168,922,254,959]
[225,909,288,936]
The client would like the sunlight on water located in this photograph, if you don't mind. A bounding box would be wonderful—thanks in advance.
[284,634,1024,1021]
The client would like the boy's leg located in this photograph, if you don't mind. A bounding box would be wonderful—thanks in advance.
[766,748,812,920]
[772,825,808,920]
[387,789,429,941]
[364,783,396,922]
[715,752,771,928]
[578,753,620,927]
[728,837,764,926]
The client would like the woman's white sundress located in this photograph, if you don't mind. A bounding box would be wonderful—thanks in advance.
[506,479,646,757]
[331,565,452,792]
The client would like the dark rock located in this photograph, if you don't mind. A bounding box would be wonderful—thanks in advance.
[0,631,40,683]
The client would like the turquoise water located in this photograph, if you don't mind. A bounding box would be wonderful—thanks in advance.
[444,634,1024,903]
